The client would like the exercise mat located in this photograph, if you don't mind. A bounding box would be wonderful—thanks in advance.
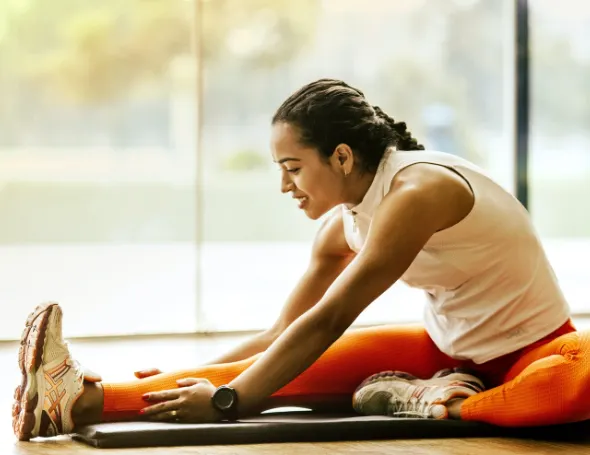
[71,411,590,448]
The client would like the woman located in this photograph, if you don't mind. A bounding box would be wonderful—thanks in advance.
[13,79,588,441]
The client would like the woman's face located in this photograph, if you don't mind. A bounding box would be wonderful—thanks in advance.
[270,122,347,220]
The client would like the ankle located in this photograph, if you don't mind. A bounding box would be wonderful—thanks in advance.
[445,398,465,420]
[72,382,104,427]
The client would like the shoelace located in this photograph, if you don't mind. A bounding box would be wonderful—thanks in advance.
[65,357,85,384]
[389,394,435,418]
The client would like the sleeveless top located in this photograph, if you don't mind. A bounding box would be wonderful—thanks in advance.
[341,150,570,364]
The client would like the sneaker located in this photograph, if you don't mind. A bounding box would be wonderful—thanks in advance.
[431,367,487,392]
[352,369,485,419]
[13,302,85,441]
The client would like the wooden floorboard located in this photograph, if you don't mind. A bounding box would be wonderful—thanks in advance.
[9,436,590,455]
[3,335,590,454]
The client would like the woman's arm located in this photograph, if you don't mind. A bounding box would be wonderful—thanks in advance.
[205,210,354,365]
[230,163,474,415]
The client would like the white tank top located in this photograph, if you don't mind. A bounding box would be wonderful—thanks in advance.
[342,150,570,364]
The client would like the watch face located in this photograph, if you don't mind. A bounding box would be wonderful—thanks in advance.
[216,387,236,410]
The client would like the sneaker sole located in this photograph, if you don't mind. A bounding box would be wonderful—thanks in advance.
[13,302,58,441]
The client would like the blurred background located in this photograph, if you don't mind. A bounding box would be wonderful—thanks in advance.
[0,0,588,340]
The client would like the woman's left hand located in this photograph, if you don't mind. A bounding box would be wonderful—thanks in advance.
[140,378,222,423]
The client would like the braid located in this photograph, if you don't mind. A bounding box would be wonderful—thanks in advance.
[373,106,424,151]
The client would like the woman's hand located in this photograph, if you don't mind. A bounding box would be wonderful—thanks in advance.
[82,366,102,383]
[140,378,222,423]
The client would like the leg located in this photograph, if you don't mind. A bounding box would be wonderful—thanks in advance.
[461,330,590,427]
[93,323,460,423]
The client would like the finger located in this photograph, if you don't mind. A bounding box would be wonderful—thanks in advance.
[83,367,102,383]
[140,399,181,416]
[134,368,163,379]
[176,378,209,388]
[143,389,181,402]
[145,409,182,422]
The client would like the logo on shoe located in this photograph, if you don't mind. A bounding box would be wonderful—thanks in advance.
[40,359,72,436]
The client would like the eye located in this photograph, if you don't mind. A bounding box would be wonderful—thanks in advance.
[286,168,300,174]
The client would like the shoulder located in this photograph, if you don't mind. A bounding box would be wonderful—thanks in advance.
[384,161,474,231]
[391,160,467,191]
[312,208,354,259]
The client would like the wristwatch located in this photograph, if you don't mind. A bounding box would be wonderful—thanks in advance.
[211,385,239,421]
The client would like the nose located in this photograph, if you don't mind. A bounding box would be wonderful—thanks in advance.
[280,170,294,194]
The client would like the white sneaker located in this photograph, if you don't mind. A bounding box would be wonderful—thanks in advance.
[352,369,485,419]
[13,302,85,440]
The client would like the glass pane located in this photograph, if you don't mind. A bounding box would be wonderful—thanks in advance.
[200,0,515,331]
[530,1,590,314]
[0,0,198,338]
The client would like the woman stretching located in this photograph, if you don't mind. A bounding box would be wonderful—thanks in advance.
[13,79,589,441]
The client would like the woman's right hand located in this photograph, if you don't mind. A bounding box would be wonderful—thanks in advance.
[134,368,163,379]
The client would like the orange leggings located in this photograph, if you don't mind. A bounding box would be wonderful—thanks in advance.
[102,319,588,427]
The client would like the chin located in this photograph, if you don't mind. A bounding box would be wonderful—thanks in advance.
[304,210,322,220]
[303,204,333,221]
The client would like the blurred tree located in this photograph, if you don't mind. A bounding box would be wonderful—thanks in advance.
[203,0,320,69]
[0,0,319,105]
[222,148,268,172]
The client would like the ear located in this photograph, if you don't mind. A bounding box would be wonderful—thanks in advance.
[332,144,354,175]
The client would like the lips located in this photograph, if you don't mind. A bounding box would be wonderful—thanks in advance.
[293,195,308,209]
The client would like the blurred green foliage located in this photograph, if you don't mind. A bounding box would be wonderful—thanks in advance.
[222,149,268,172]
[0,0,319,104]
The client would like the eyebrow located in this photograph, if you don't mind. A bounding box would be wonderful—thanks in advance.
[276,157,301,164]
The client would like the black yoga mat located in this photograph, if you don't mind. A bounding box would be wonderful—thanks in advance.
[71,411,590,448]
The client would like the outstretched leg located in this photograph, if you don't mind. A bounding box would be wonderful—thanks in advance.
[13,302,464,439]
[98,323,463,420]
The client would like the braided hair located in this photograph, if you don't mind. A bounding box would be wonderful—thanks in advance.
[272,79,424,173]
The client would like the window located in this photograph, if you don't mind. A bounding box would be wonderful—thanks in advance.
[529,0,590,315]
[0,0,198,338]
[0,0,518,338]
[199,0,515,331]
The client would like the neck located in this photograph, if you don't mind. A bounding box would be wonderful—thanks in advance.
[343,171,376,209]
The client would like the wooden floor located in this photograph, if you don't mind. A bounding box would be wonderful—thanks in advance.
[7,436,590,455]
[3,333,590,454]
